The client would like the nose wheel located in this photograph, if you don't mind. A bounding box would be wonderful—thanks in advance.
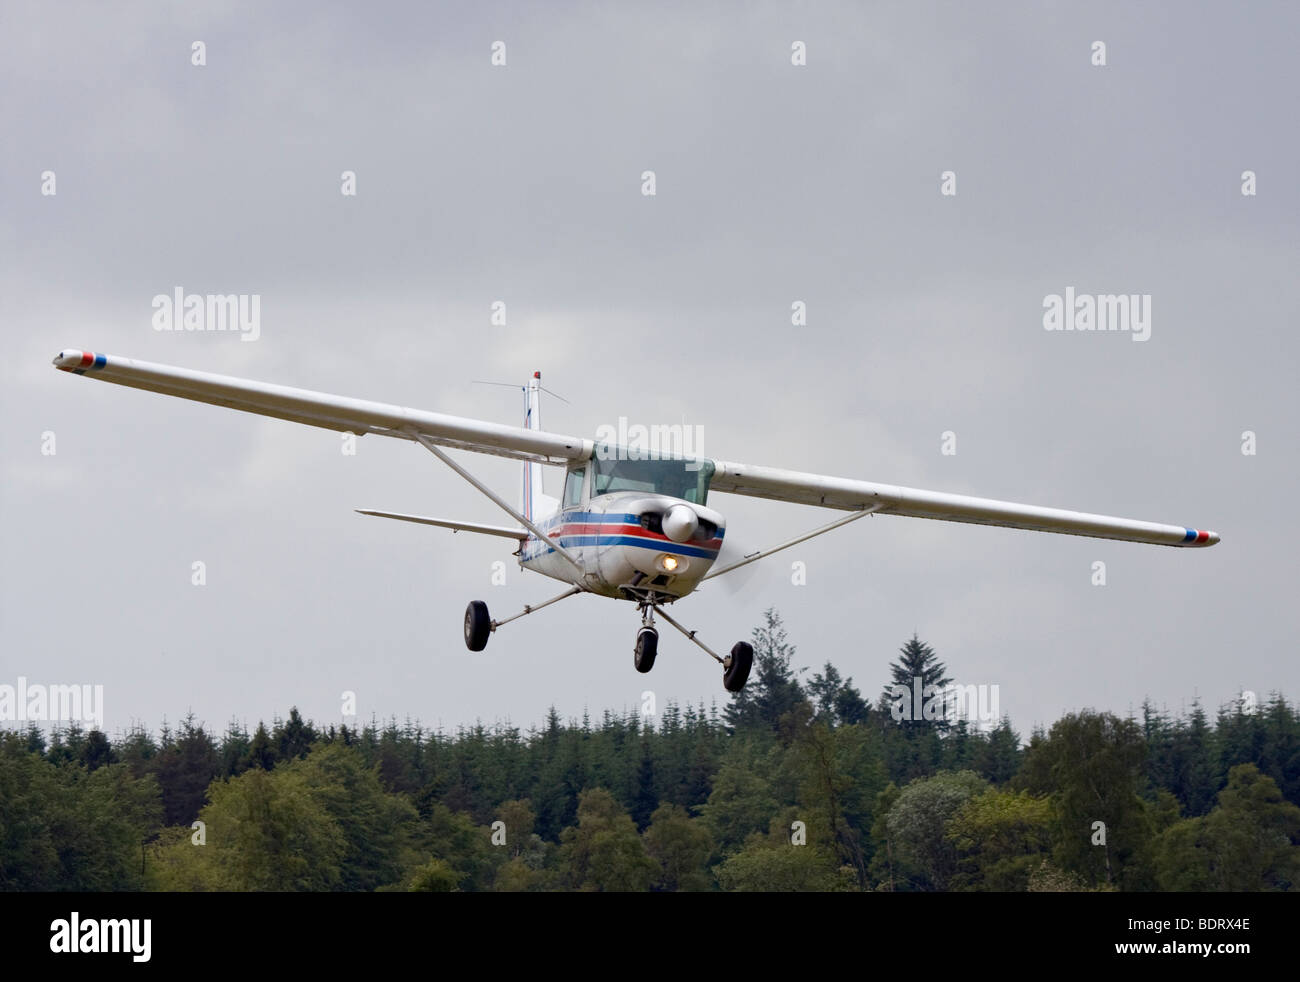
[634,626,658,673]
[634,597,752,691]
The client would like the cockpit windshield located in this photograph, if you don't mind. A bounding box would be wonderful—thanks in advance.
[590,454,715,505]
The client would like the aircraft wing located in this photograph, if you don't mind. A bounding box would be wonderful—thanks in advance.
[710,458,1219,548]
[52,349,591,465]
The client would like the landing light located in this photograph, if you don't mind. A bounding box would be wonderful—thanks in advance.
[658,554,680,573]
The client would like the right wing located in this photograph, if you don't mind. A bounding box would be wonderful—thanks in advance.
[53,349,591,465]
[710,458,1220,548]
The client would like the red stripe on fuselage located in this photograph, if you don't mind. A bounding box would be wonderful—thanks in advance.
[550,521,721,547]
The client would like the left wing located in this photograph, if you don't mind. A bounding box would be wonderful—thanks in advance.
[710,458,1219,548]
[52,349,591,465]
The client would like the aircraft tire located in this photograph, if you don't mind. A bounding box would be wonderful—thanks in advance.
[723,642,754,692]
[634,626,658,673]
[464,601,491,651]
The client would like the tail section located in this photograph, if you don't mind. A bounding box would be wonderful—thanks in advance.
[522,371,559,522]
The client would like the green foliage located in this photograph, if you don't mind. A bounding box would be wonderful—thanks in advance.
[171,766,346,891]
[1015,710,1153,889]
[5,616,1298,893]
[882,770,988,890]
[880,634,952,728]
[558,788,657,891]
[697,737,783,857]
[0,732,161,891]
[404,858,463,892]
[946,789,1054,890]
[643,804,713,891]
[285,743,418,891]
[715,839,852,891]
[1153,764,1300,891]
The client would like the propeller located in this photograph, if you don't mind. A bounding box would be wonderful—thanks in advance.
[707,525,765,596]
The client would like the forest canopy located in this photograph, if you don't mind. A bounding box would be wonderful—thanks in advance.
[2,610,1296,892]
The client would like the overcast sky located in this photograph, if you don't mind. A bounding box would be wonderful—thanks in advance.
[2,0,1296,741]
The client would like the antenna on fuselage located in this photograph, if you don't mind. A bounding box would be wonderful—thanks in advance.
[473,378,571,404]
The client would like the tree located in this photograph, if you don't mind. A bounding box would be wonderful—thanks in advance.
[971,718,1022,784]
[286,743,417,891]
[946,789,1054,890]
[151,713,220,826]
[882,770,987,891]
[79,729,114,771]
[558,788,656,892]
[643,804,713,891]
[807,663,868,728]
[404,858,463,892]
[697,738,782,857]
[274,707,318,761]
[153,765,344,891]
[1154,764,1300,891]
[631,736,658,831]
[791,718,886,887]
[715,839,850,891]
[0,734,161,891]
[496,799,536,858]
[1014,711,1151,889]
[881,634,952,728]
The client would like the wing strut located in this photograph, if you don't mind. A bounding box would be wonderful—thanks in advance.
[410,431,585,579]
[702,504,883,582]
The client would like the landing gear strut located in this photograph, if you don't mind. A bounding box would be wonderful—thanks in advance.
[463,585,584,652]
[633,596,753,691]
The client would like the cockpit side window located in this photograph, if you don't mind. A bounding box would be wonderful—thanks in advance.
[562,467,586,509]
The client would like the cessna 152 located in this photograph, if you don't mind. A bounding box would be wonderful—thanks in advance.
[53,348,1219,692]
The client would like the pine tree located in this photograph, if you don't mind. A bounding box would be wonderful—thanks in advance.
[881,634,952,727]
[247,722,277,770]
[632,736,658,831]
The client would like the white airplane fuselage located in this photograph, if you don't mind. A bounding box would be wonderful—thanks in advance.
[520,490,726,600]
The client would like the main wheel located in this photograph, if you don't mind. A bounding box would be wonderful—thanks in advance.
[723,641,753,692]
[634,626,658,673]
[464,601,491,651]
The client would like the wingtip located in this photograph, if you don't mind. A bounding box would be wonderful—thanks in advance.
[52,349,106,373]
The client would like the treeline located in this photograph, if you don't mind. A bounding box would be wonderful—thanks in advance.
[2,611,1297,891]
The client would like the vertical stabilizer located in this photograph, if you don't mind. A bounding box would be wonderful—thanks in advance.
[522,372,559,521]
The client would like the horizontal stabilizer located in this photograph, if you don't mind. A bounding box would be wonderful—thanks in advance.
[355,509,528,540]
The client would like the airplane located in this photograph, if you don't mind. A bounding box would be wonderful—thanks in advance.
[52,348,1220,692]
